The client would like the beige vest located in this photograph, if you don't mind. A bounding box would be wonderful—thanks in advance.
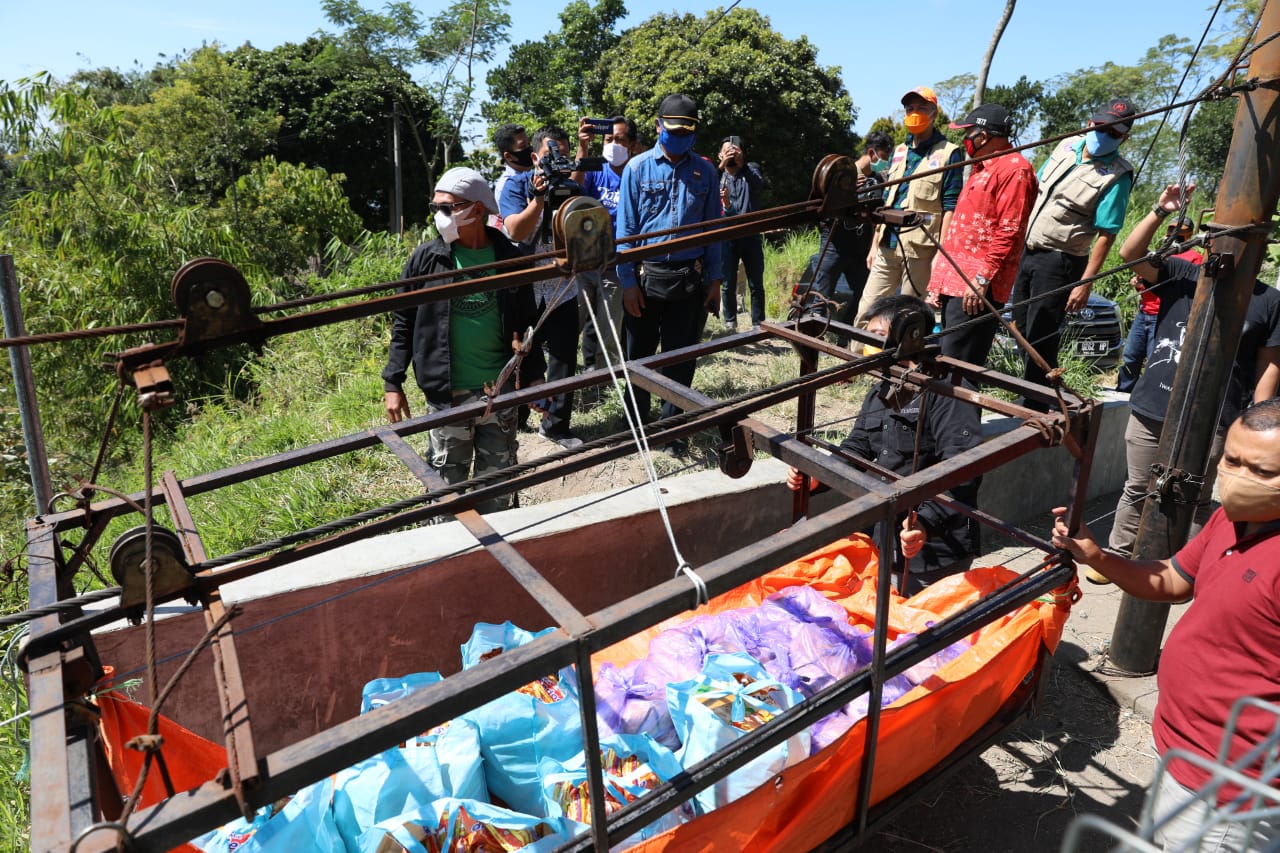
[874,135,960,259]
[1025,137,1133,256]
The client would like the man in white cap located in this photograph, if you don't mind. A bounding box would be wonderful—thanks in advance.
[381,166,546,512]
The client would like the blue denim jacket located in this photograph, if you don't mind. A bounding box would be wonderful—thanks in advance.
[615,144,723,290]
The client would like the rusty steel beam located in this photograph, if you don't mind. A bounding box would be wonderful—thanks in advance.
[41,330,796,534]
[373,427,592,636]
[115,207,818,373]
[159,472,260,809]
[1111,1,1280,674]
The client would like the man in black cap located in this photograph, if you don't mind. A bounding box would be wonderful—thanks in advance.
[614,93,723,444]
[1011,97,1137,406]
[925,103,1038,370]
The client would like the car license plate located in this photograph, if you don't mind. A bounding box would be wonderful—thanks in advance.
[1076,340,1107,355]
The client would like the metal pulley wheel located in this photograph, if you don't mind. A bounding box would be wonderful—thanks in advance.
[171,257,262,349]
[886,305,933,362]
[108,525,198,617]
[809,154,860,217]
[552,196,614,274]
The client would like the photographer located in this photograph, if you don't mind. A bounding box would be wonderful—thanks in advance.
[497,126,585,449]
[717,134,766,330]
[574,115,637,371]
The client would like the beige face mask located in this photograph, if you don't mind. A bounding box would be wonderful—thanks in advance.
[1217,465,1280,522]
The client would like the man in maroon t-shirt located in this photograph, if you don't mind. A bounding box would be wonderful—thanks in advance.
[1052,399,1280,850]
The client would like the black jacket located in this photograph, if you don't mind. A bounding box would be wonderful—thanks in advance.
[841,381,982,584]
[381,227,546,406]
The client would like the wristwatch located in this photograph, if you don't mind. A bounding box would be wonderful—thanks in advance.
[1151,204,1172,219]
[973,274,990,289]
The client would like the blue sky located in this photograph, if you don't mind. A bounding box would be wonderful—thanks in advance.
[3,0,1240,138]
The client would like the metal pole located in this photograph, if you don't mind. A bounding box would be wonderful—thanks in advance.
[1109,3,1280,673]
[1,254,54,515]
[392,100,404,235]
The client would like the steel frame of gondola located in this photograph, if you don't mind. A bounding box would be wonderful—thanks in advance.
[24,183,1099,851]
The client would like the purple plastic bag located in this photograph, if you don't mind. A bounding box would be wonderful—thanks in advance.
[594,660,679,749]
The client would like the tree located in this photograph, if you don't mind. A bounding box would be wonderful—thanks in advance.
[420,0,514,163]
[227,37,449,230]
[121,47,281,206]
[982,75,1044,143]
[321,0,511,179]
[593,7,856,204]
[0,74,361,454]
[974,0,1017,107]
[932,73,976,122]
[483,0,627,132]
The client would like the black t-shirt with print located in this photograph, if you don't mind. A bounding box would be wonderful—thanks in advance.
[1129,257,1280,426]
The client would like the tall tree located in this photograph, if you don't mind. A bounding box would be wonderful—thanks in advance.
[483,0,627,132]
[321,0,510,178]
[593,7,856,204]
[973,0,1017,108]
[227,37,447,229]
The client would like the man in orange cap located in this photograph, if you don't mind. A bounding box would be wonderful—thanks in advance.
[855,86,964,324]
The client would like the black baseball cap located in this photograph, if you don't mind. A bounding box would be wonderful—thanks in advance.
[1090,98,1138,133]
[658,93,699,131]
[950,103,1012,136]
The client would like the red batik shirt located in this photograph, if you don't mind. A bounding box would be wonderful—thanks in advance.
[928,149,1038,304]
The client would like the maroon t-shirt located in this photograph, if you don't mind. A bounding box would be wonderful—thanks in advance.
[1156,508,1280,799]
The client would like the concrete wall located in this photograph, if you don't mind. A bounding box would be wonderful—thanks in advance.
[92,397,1132,751]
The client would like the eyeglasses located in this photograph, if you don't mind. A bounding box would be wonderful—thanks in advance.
[429,202,472,216]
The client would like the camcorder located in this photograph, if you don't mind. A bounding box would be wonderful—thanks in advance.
[531,148,606,243]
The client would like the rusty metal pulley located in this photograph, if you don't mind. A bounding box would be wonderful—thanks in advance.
[552,196,614,275]
[809,154,862,218]
[171,257,262,351]
[108,525,199,618]
[886,304,933,361]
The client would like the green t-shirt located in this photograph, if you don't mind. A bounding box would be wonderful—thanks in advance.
[448,243,508,391]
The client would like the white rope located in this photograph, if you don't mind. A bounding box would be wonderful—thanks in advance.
[580,274,708,608]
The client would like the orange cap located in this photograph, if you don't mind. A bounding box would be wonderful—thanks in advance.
[901,86,938,106]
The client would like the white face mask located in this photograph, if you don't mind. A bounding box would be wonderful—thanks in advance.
[433,202,480,243]
[602,141,629,168]
[434,210,459,243]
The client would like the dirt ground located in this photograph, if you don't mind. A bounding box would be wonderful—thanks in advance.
[514,347,1160,853]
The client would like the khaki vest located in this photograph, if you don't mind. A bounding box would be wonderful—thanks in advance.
[1025,137,1133,256]
[874,135,960,259]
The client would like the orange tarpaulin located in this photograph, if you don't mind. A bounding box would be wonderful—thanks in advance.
[598,535,1074,852]
[95,670,228,853]
[93,536,1073,851]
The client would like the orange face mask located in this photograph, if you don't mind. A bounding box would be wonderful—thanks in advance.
[904,110,933,136]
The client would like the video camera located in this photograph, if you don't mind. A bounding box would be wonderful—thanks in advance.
[530,148,606,243]
[531,148,606,210]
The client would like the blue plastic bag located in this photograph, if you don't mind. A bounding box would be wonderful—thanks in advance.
[360,671,445,714]
[539,733,697,848]
[668,652,810,813]
[192,776,344,853]
[460,622,584,816]
[330,718,487,848]
[356,797,587,853]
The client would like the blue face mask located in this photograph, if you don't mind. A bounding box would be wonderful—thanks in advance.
[1084,129,1122,157]
[659,129,696,157]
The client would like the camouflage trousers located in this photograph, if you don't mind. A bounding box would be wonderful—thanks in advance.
[427,388,519,514]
